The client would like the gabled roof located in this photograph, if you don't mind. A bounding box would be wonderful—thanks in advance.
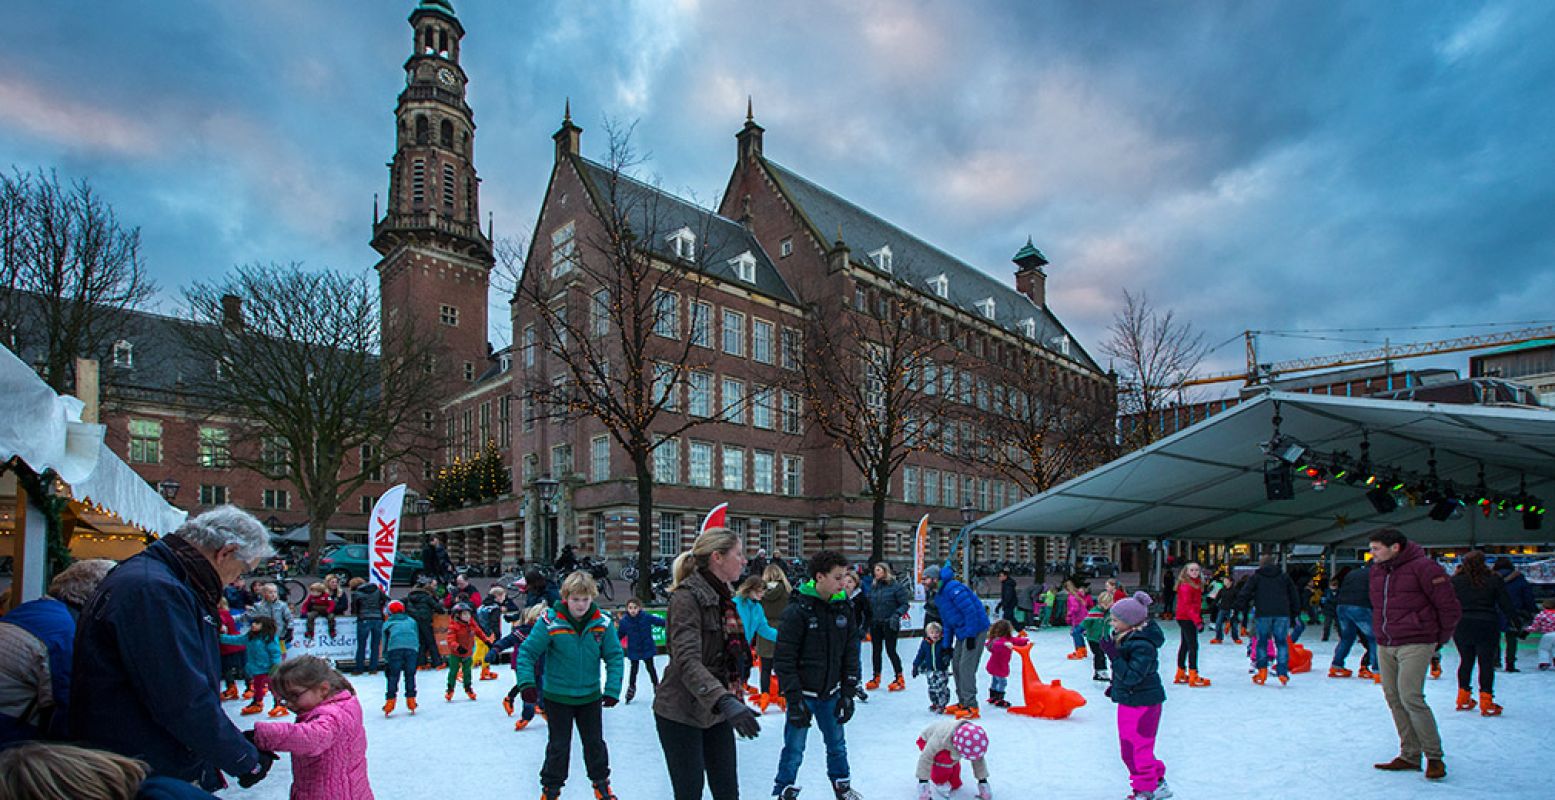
[760,159,1100,373]
[570,157,797,307]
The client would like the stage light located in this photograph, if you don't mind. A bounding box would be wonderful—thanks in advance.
[1311,479,1328,492]
[1366,486,1398,514]
[1525,509,1543,531]
[1428,496,1460,522]
[1264,459,1294,501]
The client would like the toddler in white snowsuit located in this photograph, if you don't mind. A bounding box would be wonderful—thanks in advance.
[915,718,991,800]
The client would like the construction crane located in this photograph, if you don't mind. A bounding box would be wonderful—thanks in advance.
[1182,324,1555,388]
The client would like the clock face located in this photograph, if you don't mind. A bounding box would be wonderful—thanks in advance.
[437,68,457,87]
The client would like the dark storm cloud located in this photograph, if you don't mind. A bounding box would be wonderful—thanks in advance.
[2,1,1550,374]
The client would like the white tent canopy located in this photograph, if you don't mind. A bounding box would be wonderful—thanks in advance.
[970,391,1555,548]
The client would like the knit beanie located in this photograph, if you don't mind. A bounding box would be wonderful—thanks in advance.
[387,600,405,615]
[1110,591,1153,627]
[951,721,989,760]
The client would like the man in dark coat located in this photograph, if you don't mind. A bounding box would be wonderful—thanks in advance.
[350,581,388,675]
[1368,528,1461,781]
[0,559,114,745]
[1236,554,1302,682]
[403,578,445,669]
[71,507,275,791]
[1493,557,1537,671]
[996,569,1020,629]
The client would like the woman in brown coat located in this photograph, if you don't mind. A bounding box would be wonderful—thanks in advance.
[653,529,763,800]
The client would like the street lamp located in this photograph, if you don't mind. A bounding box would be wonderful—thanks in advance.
[157,478,181,503]
[264,515,283,534]
[957,502,977,582]
[960,502,977,525]
[414,496,431,538]
[534,474,560,563]
[816,514,831,551]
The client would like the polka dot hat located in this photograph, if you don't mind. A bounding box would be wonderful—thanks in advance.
[951,721,989,760]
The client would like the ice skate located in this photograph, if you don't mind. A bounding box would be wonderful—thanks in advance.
[593,780,618,799]
[865,673,881,690]
[514,718,530,731]
[1252,667,1268,685]
[466,689,478,701]
[625,684,636,704]
[1479,692,1502,716]
[1328,666,1352,678]
[445,690,454,702]
[954,705,980,720]
[888,674,905,692]
[1277,674,1288,686]
[221,681,239,701]
[240,702,264,716]
[832,779,861,800]
[1209,637,1222,644]
[1172,669,1188,685]
[1429,660,1442,679]
[267,703,290,717]
[1093,669,1110,681]
[1066,647,1088,660]
[242,687,254,700]
[1188,670,1210,687]
[1153,780,1173,798]
[773,785,801,800]
[1455,688,1476,711]
[383,698,396,716]
[855,687,869,703]
[539,787,559,800]
[480,665,499,681]
[407,697,417,714]
[503,696,516,716]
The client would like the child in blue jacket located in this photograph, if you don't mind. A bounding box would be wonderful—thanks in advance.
[220,616,284,718]
[617,597,666,704]
[381,600,421,716]
[913,621,956,714]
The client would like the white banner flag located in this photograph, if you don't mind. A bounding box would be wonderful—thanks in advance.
[367,483,408,592]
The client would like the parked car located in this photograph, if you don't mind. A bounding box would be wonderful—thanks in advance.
[1078,555,1118,578]
[317,545,425,584]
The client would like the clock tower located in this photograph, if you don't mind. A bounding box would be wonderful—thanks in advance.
[372,0,493,386]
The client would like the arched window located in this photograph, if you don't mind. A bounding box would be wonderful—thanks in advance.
[440,120,454,148]
[422,28,435,55]
[438,29,448,55]
[415,115,429,145]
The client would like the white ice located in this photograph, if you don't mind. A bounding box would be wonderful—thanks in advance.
[220,625,1555,799]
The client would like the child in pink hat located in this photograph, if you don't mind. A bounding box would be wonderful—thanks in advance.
[915,718,992,799]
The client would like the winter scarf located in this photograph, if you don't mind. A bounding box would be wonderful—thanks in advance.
[162,534,223,613]
[701,568,749,688]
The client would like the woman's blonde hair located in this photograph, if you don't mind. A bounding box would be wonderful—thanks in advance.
[560,571,599,599]
[762,563,791,592]
[0,742,146,800]
[271,655,354,705]
[1177,562,1202,585]
[873,562,895,583]
[522,603,546,625]
[671,528,742,590]
[735,575,767,599]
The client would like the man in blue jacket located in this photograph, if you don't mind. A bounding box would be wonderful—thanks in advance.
[934,564,991,719]
[71,506,276,791]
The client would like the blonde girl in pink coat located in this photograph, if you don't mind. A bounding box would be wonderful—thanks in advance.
[251,655,374,799]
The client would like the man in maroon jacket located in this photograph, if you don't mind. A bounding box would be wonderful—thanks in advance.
[1367,527,1461,781]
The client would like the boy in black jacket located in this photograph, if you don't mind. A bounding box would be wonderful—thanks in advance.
[772,550,862,800]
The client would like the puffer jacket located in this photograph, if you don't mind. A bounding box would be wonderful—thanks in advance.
[1065,590,1090,627]
[984,634,1028,678]
[401,589,441,625]
[1175,579,1204,625]
[867,578,911,631]
[1108,620,1166,707]
[1236,564,1301,619]
[444,616,488,657]
[248,598,293,635]
[774,581,860,700]
[654,571,742,729]
[515,602,623,704]
[617,610,666,660]
[350,584,386,621]
[1369,542,1462,647]
[912,636,954,675]
[1496,567,1537,631]
[381,612,420,652]
[218,632,282,678]
[252,690,373,800]
[734,596,777,646]
[936,566,990,642]
[1335,567,1371,608]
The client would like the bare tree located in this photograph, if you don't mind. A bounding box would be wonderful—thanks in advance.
[1103,289,1207,451]
[179,262,443,573]
[971,356,1116,495]
[514,121,767,601]
[1,168,154,391]
[800,276,958,565]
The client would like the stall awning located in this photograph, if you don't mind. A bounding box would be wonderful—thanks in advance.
[970,391,1555,548]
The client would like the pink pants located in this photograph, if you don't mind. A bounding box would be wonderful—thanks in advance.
[1117,704,1164,793]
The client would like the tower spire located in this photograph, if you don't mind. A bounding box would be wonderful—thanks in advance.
[564,97,572,124]
[746,95,753,123]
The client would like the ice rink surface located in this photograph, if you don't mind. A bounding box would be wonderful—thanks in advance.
[221,624,1555,799]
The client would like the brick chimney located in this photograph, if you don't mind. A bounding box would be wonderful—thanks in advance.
[1012,237,1049,307]
[221,294,244,330]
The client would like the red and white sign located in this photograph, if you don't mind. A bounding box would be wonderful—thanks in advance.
[367,483,407,592]
[912,514,929,601]
[700,502,728,535]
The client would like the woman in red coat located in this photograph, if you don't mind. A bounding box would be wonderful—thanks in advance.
[1173,563,1211,687]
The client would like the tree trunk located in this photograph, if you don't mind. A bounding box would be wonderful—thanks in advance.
[633,457,656,603]
[869,488,887,566]
[308,517,330,577]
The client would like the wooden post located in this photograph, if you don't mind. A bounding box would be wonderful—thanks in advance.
[13,481,47,605]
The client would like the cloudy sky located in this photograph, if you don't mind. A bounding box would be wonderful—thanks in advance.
[4,1,1552,395]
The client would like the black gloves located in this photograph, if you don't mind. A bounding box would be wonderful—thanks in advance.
[785,694,811,728]
[602,696,618,708]
[964,637,977,652]
[237,748,277,789]
[835,693,856,724]
[715,693,762,739]
[521,686,538,705]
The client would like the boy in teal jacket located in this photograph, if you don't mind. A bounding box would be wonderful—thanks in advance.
[516,571,625,800]
[381,600,421,716]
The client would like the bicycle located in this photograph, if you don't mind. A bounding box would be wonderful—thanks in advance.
[247,558,308,605]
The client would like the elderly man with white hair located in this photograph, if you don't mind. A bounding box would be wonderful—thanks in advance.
[70,505,278,791]
[0,558,116,745]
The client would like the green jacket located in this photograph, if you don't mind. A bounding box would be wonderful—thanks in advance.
[1080,603,1112,643]
[515,600,624,704]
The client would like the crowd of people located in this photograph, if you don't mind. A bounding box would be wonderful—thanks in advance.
[1,505,1551,800]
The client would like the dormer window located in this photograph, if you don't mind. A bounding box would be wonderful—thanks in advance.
[868,245,893,273]
[728,250,757,283]
[1050,334,1071,356]
[112,340,133,368]
[928,273,948,299]
[976,297,996,320]
[667,227,697,261]
[1020,317,1037,339]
